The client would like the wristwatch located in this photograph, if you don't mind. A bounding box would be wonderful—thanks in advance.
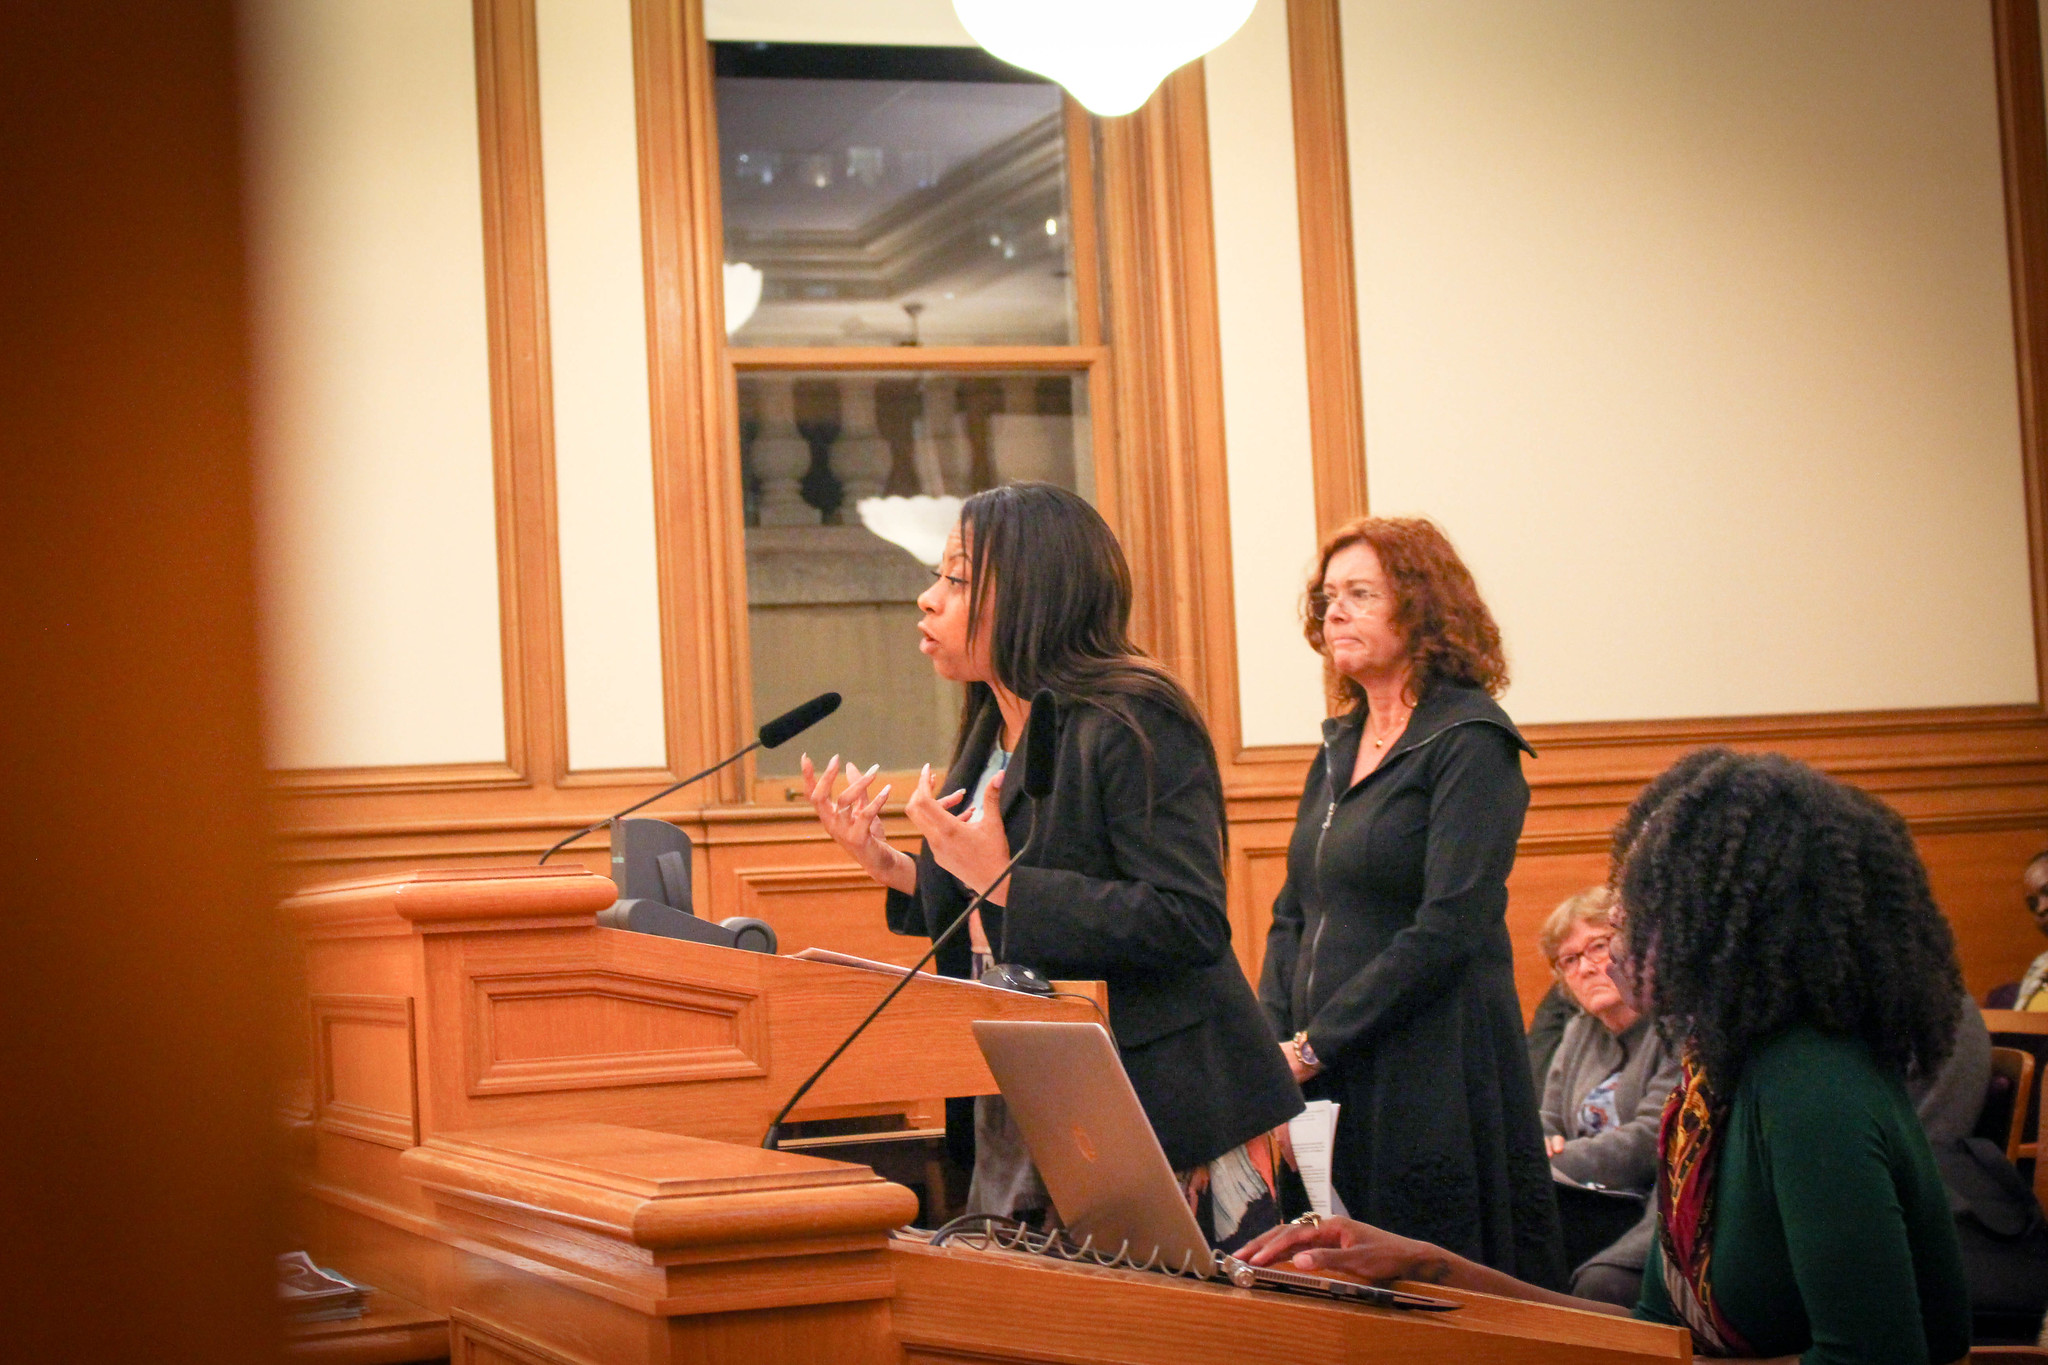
[1292,1031,1320,1069]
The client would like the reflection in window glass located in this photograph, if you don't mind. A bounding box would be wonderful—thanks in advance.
[714,44,1077,348]
[740,371,1092,778]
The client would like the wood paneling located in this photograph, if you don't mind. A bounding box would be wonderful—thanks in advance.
[634,0,746,799]
[464,966,767,1095]
[1285,0,1369,538]
[890,1239,1686,1365]
[313,994,421,1149]
[452,1310,593,1365]
[475,0,565,788]
[1096,64,1238,730]
[1994,0,2048,705]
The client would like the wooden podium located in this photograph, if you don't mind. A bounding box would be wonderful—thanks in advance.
[284,866,1689,1364]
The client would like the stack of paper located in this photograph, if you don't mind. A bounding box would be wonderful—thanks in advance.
[1288,1099,1345,1219]
[276,1251,365,1322]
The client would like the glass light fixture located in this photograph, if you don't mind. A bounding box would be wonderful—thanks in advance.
[723,262,762,335]
[855,494,964,568]
[952,0,1256,117]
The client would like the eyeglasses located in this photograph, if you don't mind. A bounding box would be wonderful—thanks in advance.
[1309,584,1387,621]
[1556,936,1614,977]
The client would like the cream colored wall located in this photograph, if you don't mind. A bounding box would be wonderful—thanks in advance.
[244,0,508,769]
[704,0,973,45]
[1203,0,1331,748]
[537,0,670,772]
[1339,0,2037,724]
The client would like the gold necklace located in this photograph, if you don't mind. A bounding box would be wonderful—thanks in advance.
[1369,707,1410,749]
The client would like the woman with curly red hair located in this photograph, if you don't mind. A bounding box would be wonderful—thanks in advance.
[1258,516,1567,1286]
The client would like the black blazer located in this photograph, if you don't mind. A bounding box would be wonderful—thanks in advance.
[886,693,1302,1170]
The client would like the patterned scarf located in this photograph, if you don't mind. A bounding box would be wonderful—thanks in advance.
[1655,1047,1753,1357]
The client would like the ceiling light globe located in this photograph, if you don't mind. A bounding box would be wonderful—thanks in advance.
[952,0,1256,117]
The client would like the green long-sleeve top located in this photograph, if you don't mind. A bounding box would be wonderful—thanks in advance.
[1635,1027,1970,1365]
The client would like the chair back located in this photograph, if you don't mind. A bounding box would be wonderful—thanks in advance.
[1984,1047,2035,1163]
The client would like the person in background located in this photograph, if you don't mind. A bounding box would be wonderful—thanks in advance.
[1909,995,1989,1147]
[1537,885,1679,1306]
[1990,849,2048,1010]
[1258,515,1566,1288]
[1246,749,1971,1365]
[800,482,1300,1250]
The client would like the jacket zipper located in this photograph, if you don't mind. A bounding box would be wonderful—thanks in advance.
[1297,717,1506,1022]
[1300,732,1340,1012]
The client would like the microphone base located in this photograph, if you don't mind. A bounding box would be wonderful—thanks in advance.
[596,898,777,955]
[978,962,1054,995]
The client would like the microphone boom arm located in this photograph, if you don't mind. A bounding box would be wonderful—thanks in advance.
[761,804,1040,1148]
[537,741,760,865]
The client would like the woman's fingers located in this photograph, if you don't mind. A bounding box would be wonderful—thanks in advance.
[806,754,842,808]
[1241,1222,1330,1266]
[839,761,881,807]
[859,784,891,825]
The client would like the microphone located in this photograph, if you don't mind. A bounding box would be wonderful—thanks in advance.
[758,690,842,750]
[539,691,841,864]
[763,690,1059,1149]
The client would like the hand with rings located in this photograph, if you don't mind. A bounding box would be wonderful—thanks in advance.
[800,753,918,893]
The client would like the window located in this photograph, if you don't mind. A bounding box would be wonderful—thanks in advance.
[714,43,1106,791]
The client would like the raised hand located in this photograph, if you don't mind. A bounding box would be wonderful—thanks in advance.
[800,753,916,893]
[903,763,1015,903]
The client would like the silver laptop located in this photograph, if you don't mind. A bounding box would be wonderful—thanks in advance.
[970,1020,1460,1310]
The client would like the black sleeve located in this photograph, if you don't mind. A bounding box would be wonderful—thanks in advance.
[999,708,1231,980]
[1257,750,1324,1040]
[1259,877,1304,1040]
[1302,724,1528,1060]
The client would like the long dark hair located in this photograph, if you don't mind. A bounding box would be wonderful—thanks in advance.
[1611,748,1962,1094]
[954,484,1218,803]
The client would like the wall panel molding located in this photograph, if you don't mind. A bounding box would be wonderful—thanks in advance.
[464,967,767,1096]
[634,0,749,799]
[473,0,567,788]
[311,993,419,1149]
[1993,0,2048,705]
[1097,65,1237,737]
[1285,0,1369,538]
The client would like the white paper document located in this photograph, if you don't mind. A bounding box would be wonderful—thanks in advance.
[1289,1098,1343,1219]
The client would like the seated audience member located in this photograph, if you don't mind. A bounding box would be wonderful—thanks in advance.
[1537,886,1679,1307]
[1909,995,1989,1146]
[1991,849,2048,1009]
[1245,749,1971,1365]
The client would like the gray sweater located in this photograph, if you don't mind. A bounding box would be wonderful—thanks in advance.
[1541,1012,1680,1274]
[1542,1013,1680,1188]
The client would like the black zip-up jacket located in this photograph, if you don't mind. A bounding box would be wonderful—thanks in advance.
[887,694,1302,1171]
[1259,682,1534,1058]
[1256,681,1565,1285]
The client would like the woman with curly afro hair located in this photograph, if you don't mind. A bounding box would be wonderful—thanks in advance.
[1244,749,1972,1365]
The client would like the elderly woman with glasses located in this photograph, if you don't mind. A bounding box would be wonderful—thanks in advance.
[1537,885,1679,1306]
[1258,516,1566,1288]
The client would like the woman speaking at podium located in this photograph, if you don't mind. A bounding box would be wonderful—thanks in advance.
[799,483,1302,1251]
[1257,517,1567,1288]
